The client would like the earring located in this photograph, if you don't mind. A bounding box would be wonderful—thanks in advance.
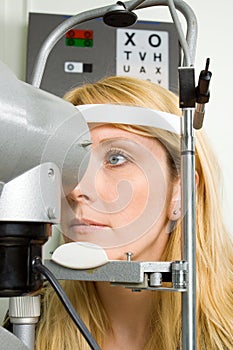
[173,209,178,216]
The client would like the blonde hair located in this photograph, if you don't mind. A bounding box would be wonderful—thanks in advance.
[36,76,233,349]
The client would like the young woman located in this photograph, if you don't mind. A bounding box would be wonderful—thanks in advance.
[35,76,233,349]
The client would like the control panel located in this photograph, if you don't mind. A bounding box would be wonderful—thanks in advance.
[26,13,180,97]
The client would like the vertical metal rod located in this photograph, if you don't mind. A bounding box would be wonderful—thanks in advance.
[9,296,41,350]
[12,324,36,350]
[181,108,196,349]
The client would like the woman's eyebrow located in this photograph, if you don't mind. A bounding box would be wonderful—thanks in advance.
[98,137,130,145]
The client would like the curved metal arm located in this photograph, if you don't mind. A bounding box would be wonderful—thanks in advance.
[127,0,146,11]
[128,0,197,65]
[30,0,197,88]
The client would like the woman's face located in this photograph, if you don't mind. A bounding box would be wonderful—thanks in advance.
[61,124,180,261]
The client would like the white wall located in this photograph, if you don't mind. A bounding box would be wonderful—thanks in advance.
[1,0,233,322]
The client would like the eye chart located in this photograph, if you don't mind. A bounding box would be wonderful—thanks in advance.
[116,28,169,88]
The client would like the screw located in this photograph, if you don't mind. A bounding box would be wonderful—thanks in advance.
[47,207,56,220]
[125,252,133,262]
[48,168,55,177]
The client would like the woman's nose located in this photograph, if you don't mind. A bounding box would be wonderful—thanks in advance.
[67,153,101,205]
[68,183,92,203]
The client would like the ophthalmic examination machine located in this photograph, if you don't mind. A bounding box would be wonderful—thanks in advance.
[0,1,212,349]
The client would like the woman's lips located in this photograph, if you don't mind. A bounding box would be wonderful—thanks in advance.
[69,218,110,234]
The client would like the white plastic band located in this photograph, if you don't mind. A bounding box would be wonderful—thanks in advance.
[75,104,180,135]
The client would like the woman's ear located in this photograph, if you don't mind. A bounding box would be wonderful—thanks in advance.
[167,171,199,221]
[167,178,181,221]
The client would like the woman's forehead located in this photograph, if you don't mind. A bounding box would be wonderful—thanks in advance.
[90,124,152,144]
[89,124,167,160]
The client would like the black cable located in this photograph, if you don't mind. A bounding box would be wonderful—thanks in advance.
[33,257,101,350]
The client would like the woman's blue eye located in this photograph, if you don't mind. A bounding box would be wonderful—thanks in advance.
[105,150,128,166]
[104,147,132,168]
[108,154,126,165]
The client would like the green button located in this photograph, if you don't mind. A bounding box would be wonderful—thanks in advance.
[66,38,93,47]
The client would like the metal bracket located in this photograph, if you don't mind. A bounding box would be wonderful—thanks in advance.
[44,259,188,292]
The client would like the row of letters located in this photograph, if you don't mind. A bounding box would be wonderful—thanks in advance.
[122,65,163,74]
[123,51,163,62]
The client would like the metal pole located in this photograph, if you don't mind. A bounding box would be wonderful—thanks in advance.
[181,108,196,349]
[9,296,41,350]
